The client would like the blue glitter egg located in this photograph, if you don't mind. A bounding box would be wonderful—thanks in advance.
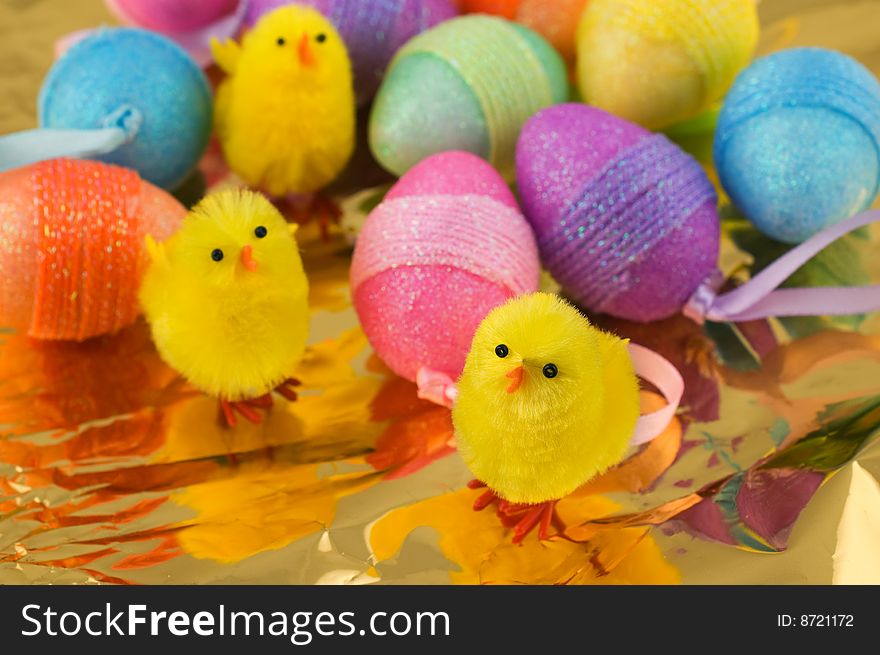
[715,48,880,244]
[39,28,213,190]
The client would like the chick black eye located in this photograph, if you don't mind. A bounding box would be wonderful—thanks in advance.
[254,225,268,239]
[276,37,286,46]
[495,344,508,358]
[542,363,558,379]
[315,33,327,43]
[211,248,224,262]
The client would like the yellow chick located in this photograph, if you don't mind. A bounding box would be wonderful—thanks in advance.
[211,5,355,199]
[453,292,640,542]
[139,189,309,427]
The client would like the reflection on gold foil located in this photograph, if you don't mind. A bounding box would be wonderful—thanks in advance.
[174,464,379,564]
[369,486,679,585]
[367,393,682,584]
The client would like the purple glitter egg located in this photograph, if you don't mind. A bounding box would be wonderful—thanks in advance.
[246,0,458,105]
[515,104,720,322]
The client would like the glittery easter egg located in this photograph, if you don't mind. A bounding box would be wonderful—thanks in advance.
[39,28,213,190]
[516,104,719,322]
[104,0,246,66]
[351,151,540,381]
[577,0,759,130]
[457,0,586,63]
[107,0,240,32]
[0,159,186,341]
[715,48,880,244]
[369,15,567,178]
[246,0,458,104]
[517,0,587,64]
[455,0,519,17]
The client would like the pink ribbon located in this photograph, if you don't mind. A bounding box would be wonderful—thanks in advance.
[416,368,458,409]
[416,342,684,447]
[627,343,684,446]
[684,210,880,324]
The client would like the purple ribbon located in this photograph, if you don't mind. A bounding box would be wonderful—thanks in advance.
[684,210,880,323]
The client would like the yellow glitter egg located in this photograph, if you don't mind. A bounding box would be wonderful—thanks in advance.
[576,0,759,129]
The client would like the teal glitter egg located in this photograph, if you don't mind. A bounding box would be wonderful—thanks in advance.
[39,28,213,190]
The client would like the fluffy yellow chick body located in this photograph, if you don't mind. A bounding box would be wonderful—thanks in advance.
[453,293,640,505]
[212,6,355,196]
[139,189,309,402]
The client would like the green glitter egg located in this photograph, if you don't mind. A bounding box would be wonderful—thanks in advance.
[369,15,567,179]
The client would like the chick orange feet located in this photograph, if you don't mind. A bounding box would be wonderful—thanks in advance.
[274,377,301,401]
[287,193,342,241]
[469,480,561,544]
[218,379,302,428]
[219,395,272,428]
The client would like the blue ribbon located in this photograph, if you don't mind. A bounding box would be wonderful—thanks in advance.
[0,104,142,172]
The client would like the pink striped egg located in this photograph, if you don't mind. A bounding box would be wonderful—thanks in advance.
[351,151,540,381]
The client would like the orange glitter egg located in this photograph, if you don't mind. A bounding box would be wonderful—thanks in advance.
[517,0,587,63]
[455,0,520,18]
[455,0,587,63]
[0,159,186,341]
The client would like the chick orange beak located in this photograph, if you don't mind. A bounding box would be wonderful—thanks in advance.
[240,244,258,272]
[298,33,316,67]
[505,365,524,394]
